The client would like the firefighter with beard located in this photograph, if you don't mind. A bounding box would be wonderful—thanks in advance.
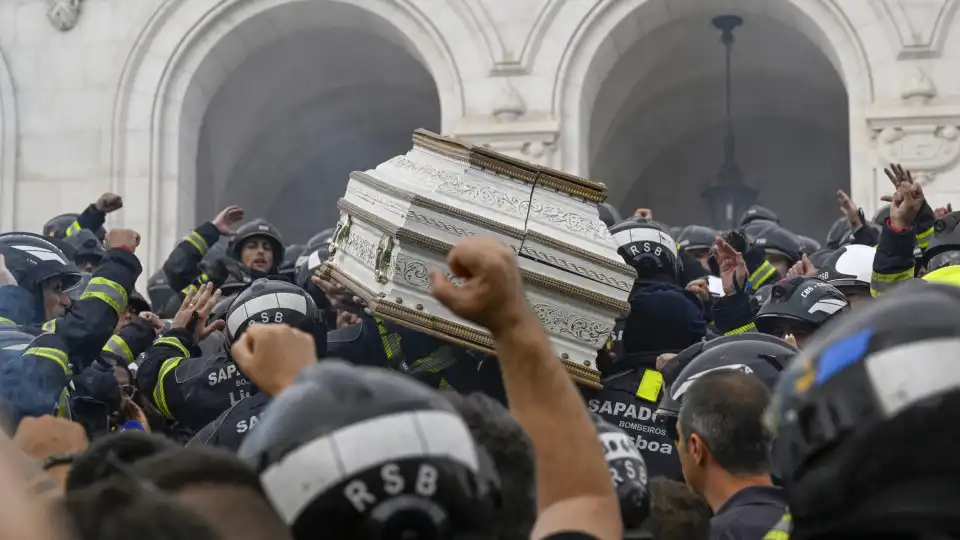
[135,279,327,434]
[582,218,706,482]
[161,205,287,303]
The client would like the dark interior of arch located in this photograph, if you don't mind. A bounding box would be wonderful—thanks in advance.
[195,27,441,244]
[589,13,849,242]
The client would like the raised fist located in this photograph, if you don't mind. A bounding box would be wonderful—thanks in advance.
[95,192,123,214]
[105,228,141,251]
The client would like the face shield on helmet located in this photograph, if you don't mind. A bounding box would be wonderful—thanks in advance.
[608,219,681,284]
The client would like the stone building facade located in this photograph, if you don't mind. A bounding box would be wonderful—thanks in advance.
[1,0,960,278]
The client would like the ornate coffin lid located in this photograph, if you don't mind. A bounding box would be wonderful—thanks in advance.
[412,129,608,202]
[337,197,629,315]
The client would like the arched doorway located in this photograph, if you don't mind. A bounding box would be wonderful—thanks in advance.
[110,0,461,271]
[592,14,848,240]
[194,27,440,243]
[555,0,873,242]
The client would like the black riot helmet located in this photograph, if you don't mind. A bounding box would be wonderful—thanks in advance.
[42,213,106,241]
[742,220,775,243]
[921,211,960,272]
[765,282,960,539]
[655,333,796,441]
[751,283,774,311]
[146,269,176,315]
[0,232,83,293]
[825,217,851,250]
[306,228,335,254]
[796,235,821,255]
[608,218,681,283]
[677,225,718,254]
[872,204,891,226]
[807,248,835,270]
[739,205,780,227]
[597,203,622,228]
[592,414,649,530]
[224,279,325,357]
[754,277,848,341]
[280,244,306,281]
[229,219,285,272]
[63,229,106,269]
[753,226,803,266]
[237,360,499,540]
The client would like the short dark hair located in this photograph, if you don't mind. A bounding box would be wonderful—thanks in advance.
[444,391,535,540]
[131,446,265,496]
[63,478,221,540]
[67,432,179,491]
[648,477,711,540]
[677,370,772,475]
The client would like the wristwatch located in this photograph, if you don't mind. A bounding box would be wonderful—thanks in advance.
[41,453,76,471]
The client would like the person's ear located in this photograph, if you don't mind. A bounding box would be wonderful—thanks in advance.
[689,432,708,466]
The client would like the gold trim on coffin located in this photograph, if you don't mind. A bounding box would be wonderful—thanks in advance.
[337,199,630,315]
[524,229,637,278]
[349,171,525,240]
[411,129,608,203]
[320,263,602,389]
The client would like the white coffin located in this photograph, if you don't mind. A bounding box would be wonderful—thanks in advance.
[321,129,635,388]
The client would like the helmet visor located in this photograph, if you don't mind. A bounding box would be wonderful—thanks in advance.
[926,249,960,272]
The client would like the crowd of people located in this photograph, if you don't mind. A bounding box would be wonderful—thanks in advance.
[0,159,956,540]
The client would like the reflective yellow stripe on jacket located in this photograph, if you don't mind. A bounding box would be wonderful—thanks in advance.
[917,226,934,250]
[154,336,191,359]
[184,231,210,256]
[375,317,404,366]
[749,261,777,290]
[725,322,757,336]
[81,277,129,316]
[153,356,184,419]
[0,317,15,327]
[24,346,72,376]
[870,268,914,297]
[42,320,56,332]
[102,334,135,365]
[64,221,82,237]
[763,512,792,540]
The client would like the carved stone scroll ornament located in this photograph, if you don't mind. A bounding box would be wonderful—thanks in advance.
[47,0,83,32]
[875,125,960,184]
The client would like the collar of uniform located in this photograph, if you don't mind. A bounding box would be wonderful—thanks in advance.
[716,485,787,516]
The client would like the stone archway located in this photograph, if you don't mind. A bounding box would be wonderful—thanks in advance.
[0,49,17,231]
[109,0,463,272]
[554,0,874,236]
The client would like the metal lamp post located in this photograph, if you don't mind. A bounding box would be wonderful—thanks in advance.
[700,15,758,230]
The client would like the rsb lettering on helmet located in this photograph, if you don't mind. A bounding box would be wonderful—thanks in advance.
[628,242,665,257]
[344,463,439,512]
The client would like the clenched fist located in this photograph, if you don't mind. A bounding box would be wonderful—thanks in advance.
[105,228,140,252]
[429,237,531,337]
[95,192,123,214]
[231,325,317,396]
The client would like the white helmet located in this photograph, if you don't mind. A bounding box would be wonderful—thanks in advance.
[817,244,876,289]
